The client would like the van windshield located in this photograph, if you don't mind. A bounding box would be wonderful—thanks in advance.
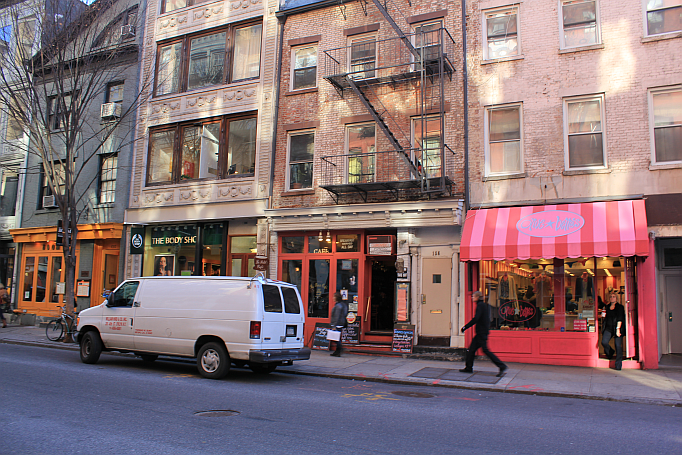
[282,287,301,314]
[262,284,283,313]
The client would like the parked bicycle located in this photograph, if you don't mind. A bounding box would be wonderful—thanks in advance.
[46,305,78,342]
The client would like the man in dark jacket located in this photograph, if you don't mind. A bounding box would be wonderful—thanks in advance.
[329,292,349,357]
[460,291,507,376]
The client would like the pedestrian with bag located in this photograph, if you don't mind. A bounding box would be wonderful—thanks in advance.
[0,283,10,328]
[329,292,348,357]
[601,291,626,370]
[460,290,507,377]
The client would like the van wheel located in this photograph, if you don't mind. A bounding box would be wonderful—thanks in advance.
[197,342,229,379]
[80,332,102,364]
[250,363,277,374]
[140,354,158,362]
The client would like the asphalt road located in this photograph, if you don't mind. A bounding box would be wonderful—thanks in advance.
[1,344,681,455]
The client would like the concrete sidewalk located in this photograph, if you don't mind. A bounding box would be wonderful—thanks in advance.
[2,323,681,406]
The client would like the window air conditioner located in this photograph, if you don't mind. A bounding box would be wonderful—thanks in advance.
[42,195,58,208]
[120,25,135,39]
[101,102,122,120]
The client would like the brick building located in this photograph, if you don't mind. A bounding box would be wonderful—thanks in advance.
[266,0,466,349]
[460,0,682,367]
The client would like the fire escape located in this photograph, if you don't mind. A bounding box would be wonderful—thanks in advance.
[320,0,455,203]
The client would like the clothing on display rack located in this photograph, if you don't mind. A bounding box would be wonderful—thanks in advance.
[575,273,593,300]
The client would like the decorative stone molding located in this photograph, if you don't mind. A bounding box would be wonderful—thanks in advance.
[231,0,261,10]
[186,95,217,108]
[179,189,211,201]
[223,88,257,102]
[159,14,188,29]
[194,5,224,19]
[145,192,174,204]
[218,185,252,198]
[151,102,181,114]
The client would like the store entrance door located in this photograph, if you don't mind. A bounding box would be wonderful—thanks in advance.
[663,273,682,353]
[420,257,452,341]
[369,260,396,333]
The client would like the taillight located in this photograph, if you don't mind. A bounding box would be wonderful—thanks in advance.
[250,321,261,339]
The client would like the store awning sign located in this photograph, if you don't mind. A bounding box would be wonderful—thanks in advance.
[516,210,584,238]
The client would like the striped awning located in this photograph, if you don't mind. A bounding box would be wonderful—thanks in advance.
[460,200,649,261]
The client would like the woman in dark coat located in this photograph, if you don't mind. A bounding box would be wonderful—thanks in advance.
[601,292,626,370]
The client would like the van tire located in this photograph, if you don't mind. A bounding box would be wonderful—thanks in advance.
[250,363,277,374]
[197,342,229,379]
[80,332,102,364]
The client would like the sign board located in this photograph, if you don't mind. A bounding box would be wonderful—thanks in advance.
[573,319,587,331]
[254,257,269,271]
[130,227,145,255]
[367,235,395,255]
[395,282,410,322]
[150,225,197,246]
[55,282,65,295]
[392,323,415,353]
[341,320,360,345]
[311,323,332,350]
[76,280,90,297]
[56,220,72,247]
[516,210,585,238]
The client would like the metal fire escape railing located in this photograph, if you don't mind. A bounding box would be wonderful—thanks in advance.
[320,0,456,202]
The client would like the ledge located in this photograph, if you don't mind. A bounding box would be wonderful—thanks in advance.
[649,162,682,171]
[285,87,318,96]
[562,168,611,176]
[558,43,604,54]
[281,189,315,196]
[483,172,527,181]
[481,55,524,65]
[641,32,682,44]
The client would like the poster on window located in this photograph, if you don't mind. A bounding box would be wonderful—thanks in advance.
[153,254,175,276]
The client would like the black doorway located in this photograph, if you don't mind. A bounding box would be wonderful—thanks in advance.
[369,260,396,332]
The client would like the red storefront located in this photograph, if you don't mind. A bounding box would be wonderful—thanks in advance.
[460,200,658,369]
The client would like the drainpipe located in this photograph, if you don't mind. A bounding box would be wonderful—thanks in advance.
[462,0,469,212]
[268,14,287,204]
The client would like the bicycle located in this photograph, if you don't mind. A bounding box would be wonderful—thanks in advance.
[46,305,78,342]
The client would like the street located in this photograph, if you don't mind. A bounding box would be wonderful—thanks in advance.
[1,344,680,455]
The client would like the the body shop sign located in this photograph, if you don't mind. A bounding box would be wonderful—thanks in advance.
[151,226,197,246]
[516,210,584,238]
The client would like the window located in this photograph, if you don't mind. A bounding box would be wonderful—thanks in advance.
[92,6,138,48]
[287,131,314,190]
[154,22,262,96]
[106,82,124,103]
[412,20,443,68]
[48,93,75,131]
[111,281,139,307]
[147,114,257,185]
[484,8,519,59]
[349,35,376,79]
[412,116,442,178]
[15,18,35,64]
[650,87,682,163]
[292,45,317,90]
[646,0,682,35]
[486,105,522,175]
[564,95,606,169]
[561,0,600,48]
[263,285,283,313]
[162,0,212,14]
[6,98,26,141]
[346,123,375,183]
[0,169,18,216]
[39,161,65,208]
[99,154,118,204]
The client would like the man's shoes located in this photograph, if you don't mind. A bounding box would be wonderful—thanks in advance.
[459,368,473,373]
[330,351,341,357]
[497,365,508,377]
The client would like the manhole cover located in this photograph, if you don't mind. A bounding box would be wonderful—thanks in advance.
[194,410,240,417]
[391,391,435,398]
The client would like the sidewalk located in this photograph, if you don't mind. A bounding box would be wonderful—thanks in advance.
[2,323,681,406]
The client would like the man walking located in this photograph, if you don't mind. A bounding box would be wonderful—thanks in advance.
[329,292,348,357]
[460,290,507,377]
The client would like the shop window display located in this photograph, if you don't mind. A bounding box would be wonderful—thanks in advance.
[479,257,625,332]
[143,225,197,276]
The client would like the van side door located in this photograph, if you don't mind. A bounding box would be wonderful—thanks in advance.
[99,280,140,350]
[281,286,305,349]
[261,284,284,349]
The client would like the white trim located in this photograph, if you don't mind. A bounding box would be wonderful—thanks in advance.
[643,0,682,37]
[484,102,524,177]
[290,44,318,92]
[346,32,378,80]
[344,122,376,184]
[285,129,315,191]
[558,0,602,50]
[648,85,682,166]
[482,4,521,61]
[562,94,607,171]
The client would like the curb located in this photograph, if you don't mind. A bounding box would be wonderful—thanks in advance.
[3,338,680,407]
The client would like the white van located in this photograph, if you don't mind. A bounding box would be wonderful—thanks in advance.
[76,275,310,379]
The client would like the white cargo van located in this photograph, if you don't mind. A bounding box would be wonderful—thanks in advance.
[76,275,310,379]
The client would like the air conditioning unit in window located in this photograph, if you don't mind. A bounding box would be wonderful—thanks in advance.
[42,195,58,208]
[101,102,122,120]
[120,24,135,39]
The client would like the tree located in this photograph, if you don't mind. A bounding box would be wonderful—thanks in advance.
[0,0,149,338]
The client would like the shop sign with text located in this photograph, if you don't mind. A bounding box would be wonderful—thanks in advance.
[516,210,584,238]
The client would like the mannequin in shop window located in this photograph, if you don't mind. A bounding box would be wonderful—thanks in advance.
[575,271,593,301]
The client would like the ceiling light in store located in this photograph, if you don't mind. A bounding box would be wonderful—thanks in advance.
[318,231,323,242]
[605,269,612,277]
[587,269,595,276]
[326,231,331,242]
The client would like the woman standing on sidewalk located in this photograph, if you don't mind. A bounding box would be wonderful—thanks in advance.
[0,283,9,328]
[601,292,626,370]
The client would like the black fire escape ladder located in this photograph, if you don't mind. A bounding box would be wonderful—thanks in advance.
[345,77,421,180]
[369,0,422,62]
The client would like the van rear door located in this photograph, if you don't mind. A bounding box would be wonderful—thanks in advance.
[260,284,284,349]
[281,286,305,349]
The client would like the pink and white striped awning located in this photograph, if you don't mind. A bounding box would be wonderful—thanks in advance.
[460,200,649,261]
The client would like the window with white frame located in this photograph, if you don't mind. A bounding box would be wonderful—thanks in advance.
[292,45,317,90]
[564,95,606,169]
[348,34,376,80]
[484,7,519,60]
[650,87,682,163]
[561,0,600,48]
[288,131,314,190]
[412,116,442,178]
[346,123,375,184]
[645,0,682,36]
[99,154,118,204]
[485,105,522,175]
